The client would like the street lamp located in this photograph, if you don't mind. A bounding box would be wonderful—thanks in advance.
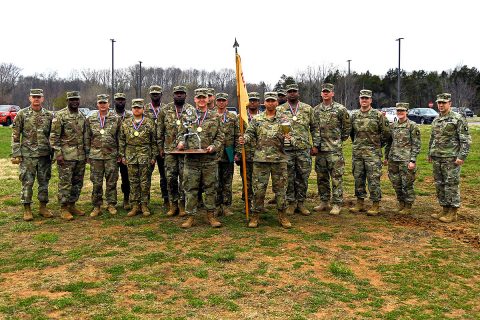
[396,37,404,102]
[138,61,142,97]
[110,38,116,104]
[345,59,352,108]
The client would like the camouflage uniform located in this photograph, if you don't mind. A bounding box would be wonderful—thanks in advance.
[115,105,133,204]
[384,103,421,206]
[86,107,122,207]
[11,100,53,205]
[312,98,351,205]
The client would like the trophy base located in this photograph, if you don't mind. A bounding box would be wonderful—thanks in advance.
[168,149,208,154]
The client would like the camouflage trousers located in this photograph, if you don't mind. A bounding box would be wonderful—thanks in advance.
[90,159,119,206]
[19,156,51,204]
[315,151,345,205]
[352,156,382,202]
[128,164,151,205]
[239,161,254,204]
[285,149,312,203]
[431,157,461,208]
[57,160,86,205]
[164,154,185,203]
[183,158,218,215]
[148,155,168,201]
[252,162,287,213]
[216,161,234,206]
[387,161,416,204]
[118,161,130,201]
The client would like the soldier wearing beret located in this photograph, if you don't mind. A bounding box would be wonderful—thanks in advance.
[384,102,421,214]
[11,89,54,221]
[428,93,471,222]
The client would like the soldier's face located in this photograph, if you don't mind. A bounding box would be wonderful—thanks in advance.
[97,101,110,112]
[173,92,187,106]
[437,101,451,113]
[248,100,260,110]
[29,96,44,107]
[264,99,278,111]
[114,99,126,110]
[321,90,334,101]
[67,98,80,109]
[396,109,407,121]
[194,96,208,108]
[287,90,299,102]
[132,107,143,116]
[150,93,162,102]
[216,99,228,110]
[359,97,371,108]
[278,95,287,105]
[208,95,215,103]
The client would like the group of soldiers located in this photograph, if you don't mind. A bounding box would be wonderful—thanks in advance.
[11,83,471,228]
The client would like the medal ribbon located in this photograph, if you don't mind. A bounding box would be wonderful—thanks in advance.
[132,115,144,131]
[196,110,208,127]
[288,102,299,116]
[175,106,184,120]
[98,112,106,128]
[150,103,160,118]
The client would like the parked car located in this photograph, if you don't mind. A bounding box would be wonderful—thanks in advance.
[79,107,93,118]
[407,108,438,124]
[0,105,20,126]
[384,109,398,123]
[452,107,474,117]
[227,106,238,116]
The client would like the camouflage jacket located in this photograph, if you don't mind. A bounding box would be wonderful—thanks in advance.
[384,118,421,162]
[49,108,88,161]
[235,110,262,161]
[244,111,294,163]
[177,108,225,161]
[119,116,158,165]
[277,101,314,151]
[144,102,165,121]
[114,109,133,122]
[350,108,391,158]
[11,106,53,158]
[428,110,471,160]
[312,101,351,152]
[218,111,238,162]
[86,110,122,160]
[157,102,196,153]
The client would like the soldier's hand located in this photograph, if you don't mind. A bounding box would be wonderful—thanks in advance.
[117,157,122,163]
[234,153,241,165]
[206,145,215,153]
[408,161,416,170]
[159,150,165,158]
[427,156,432,163]
[311,147,318,156]
[86,158,91,164]
[238,136,245,145]
[11,157,22,164]
[177,142,185,150]
[284,133,292,141]
[455,158,464,166]
[56,155,65,166]
[150,159,156,165]
[383,159,388,166]
[121,157,127,165]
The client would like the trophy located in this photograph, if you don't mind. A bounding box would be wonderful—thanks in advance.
[280,120,292,147]
[169,118,207,154]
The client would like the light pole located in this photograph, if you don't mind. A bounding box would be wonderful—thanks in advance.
[347,59,351,75]
[396,37,404,102]
[110,38,116,104]
[138,61,142,98]
[345,60,352,108]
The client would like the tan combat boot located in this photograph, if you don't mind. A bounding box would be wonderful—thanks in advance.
[90,206,102,217]
[278,209,292,229]
[23,204,33,221]
[431,206,449,219]
[68,203,85,216]
[141,204,151,217]
[207,211,222,228]
[396,201,405,213]
[60,204,74,221]
[178,201,186,217]
[127,204,140,217]
[439,207,458,223]
[286,202,296,215]
[223,206,234,216]
[123,199,132,210]
[297,202,311,216]
[39,202,53,218]
[367,202,381,216]
[349,198,365,213]
[181,216,194,229]
[314,201,330,212]
[248,212,259,228]
[166,201,178,217]
[401,203,412,215]
[329,204,342,215]
[107,204,117,215]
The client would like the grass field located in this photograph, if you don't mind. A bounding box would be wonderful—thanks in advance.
[0,125,479,319]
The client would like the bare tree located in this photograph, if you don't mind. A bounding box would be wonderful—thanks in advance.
[0,63,22,103]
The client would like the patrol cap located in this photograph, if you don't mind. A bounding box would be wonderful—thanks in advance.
[264,92,278,101]
[131,98,144,108]
[321,83,335,92]
[248,92,260,100]
[215,93,229,100]
[114,92,126,100]
[207,88,215,96]
[395,102,409,111]
[173,85,187,93]
[286,83,299,92]
[359,89,372,98]
[436,93,451,102]
[149,85,163,94]
[66,91,81,99]
[30,89,44,96]
[97,94,109,103]
[277,88,287,96]
[194,88,209,98]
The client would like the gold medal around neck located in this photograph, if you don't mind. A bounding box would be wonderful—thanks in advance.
[176,120,181,126]
[197,127,203,133]
[134,131,139,137]
[100,129,105,135]
[292,116,298,121]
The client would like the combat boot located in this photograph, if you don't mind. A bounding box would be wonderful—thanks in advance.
[181,216,194,229]
[107,204,117,215]
[60,204,74,221]
[367,202,381,216]
[163,199,170,212]
[349,198,365,213]
[178,201,186,217]
[329,204,342,215]
[127,204,140,217]
[39,202,53,218]
[439,207,458,223]
[90,206,102,217]
[401,203,412,215]
[396,201,405,213]
[123,198,132,210]
[278,209,292,229]
[141,204,151,217]
[223,206,234,216]
[314,201,330,212]
[166,201,178,217]
[286,202,296,215]
[68,203,85,216]
[207,211,222,228]
[431,206,449,219]
[248,212,259,228]
[297,202,310,216]
[23,204,33,221]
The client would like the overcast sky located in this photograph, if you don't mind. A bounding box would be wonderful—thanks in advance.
[3,0,478,87]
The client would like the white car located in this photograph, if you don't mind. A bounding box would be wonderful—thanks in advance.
[384,109,398,123]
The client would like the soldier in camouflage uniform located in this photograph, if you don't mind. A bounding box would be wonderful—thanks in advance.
[349,90,391,216]
[207,88,216,111]
[49,91,88,220]
[86,94,122,217]
[176,88,225,229]
[113,92,133,210]
[384,102,421,215]
[144,85,169,209]
[277,88,287,106]
[215,92,237,216]
[311,83,351,215]
[119,99,158,217]
[277,83,315,216]
[11,89,54,221]
[239,92,293,228]
[157,85,196,217]
[428,93,471,223]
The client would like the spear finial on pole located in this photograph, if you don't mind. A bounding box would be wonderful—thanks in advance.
[233,38,239,54]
